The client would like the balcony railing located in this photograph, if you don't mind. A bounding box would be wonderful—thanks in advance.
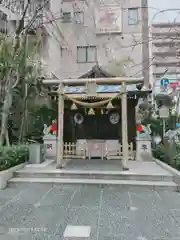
[153,51,180,57]
[153,60,180,67]
[152,39,180,46]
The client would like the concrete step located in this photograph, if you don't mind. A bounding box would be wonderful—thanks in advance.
[8,177,178,192]
[14,170,173,182]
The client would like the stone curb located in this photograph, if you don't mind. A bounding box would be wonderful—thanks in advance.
[0,162,27,189]
[9,177,178,191]
[154,158,180,187]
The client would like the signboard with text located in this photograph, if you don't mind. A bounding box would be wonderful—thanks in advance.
[95,6,122,34]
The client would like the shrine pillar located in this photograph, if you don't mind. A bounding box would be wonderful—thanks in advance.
[56,83,64,168]
[121,82,129,170]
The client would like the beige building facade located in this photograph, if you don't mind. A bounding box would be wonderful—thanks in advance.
[0,0,149,85]
[46,0,149,85]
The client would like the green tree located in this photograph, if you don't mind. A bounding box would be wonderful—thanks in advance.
[0,34,43,145]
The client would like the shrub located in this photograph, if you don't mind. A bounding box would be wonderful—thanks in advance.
[0,145,29,171]
[152,144,170,164]
[153,142,180,170]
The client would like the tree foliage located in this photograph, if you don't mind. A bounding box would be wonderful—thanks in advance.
[0,34,44,146]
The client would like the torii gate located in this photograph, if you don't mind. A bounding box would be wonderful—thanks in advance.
[43,77,145,170]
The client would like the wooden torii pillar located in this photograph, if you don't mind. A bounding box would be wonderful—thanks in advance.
[121,82,129,170]
[56,83,64,168]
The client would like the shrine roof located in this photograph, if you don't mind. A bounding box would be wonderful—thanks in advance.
[63,64,151,93]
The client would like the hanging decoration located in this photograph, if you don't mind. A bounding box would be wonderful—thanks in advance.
[64,91,127,108]
[88,108,95,115]
[106,101,114,109]
[71,103,78,110]
[153,135,162,145]
[101,109,104,115]
[151,111,158,120]
[74,113,84,124]
[171,108,176,116]
[109,112,120,124]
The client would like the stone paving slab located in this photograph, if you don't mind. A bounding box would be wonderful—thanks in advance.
[0,184,180,239]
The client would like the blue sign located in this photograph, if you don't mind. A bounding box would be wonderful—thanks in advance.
[176,123,180,128]
[63,84,139,93]
[160,78,169,86]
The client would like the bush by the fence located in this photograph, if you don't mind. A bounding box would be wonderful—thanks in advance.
[152,143,180,170]
[0,145,29,171]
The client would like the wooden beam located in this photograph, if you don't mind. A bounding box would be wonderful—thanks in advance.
[43,77,144,85]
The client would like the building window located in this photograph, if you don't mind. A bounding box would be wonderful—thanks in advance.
[128,8,138,25]
[74,11,84,24]
[77,46,97,63]
[62,12,71,22]
[60,47,69,58]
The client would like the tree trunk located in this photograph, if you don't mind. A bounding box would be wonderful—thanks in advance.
[19,84,28,143]
[19,97,28,143]
[5,131,10,146]
[0,91,13,146]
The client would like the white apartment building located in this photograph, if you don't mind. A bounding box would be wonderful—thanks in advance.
[150,22,180,84]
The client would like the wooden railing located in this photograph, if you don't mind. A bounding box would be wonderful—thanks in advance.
[106,142,134,160]
[128,142,134,160]
[63,142,135,160]
[63,142,86,159]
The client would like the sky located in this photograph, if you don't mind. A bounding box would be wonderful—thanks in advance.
[148,0,180,24]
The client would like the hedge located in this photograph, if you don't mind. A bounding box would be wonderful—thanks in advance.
[0,145,29,171]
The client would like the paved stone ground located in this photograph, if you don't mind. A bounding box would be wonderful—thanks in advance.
[0,184,180,239]
[63,159,124,171]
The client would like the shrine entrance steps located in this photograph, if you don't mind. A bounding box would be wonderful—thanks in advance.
[8,160,178,192]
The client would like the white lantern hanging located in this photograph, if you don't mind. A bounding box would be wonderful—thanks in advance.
[151,111,158,119]
[153,135,162,144]
[173,96,178,103]
[159,106,169,118]
[171,108,176,116]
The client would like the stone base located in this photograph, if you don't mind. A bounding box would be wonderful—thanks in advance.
[56,164,63,169]
[43,135,57,158]
[136,136,152,161]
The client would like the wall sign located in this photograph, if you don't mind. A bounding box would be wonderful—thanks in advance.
[160,78,169,86]
[95,6,122,34]
[141,144,147,151]
[46,144,52,149]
